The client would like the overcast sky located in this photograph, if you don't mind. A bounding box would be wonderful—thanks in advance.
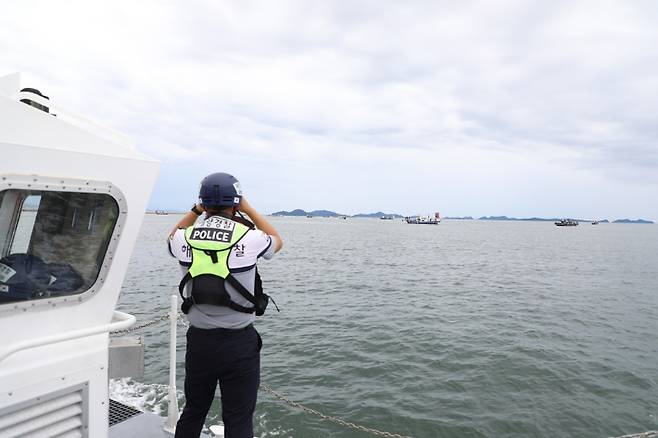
[2,1,657,219]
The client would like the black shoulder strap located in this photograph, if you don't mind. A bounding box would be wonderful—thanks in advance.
[179,271,192,300]
[254,267,279,312]
[234,211,256,229]
[178,272,194,314]
[254,267,263,299]
[223,299,256,313]
[225,273,257,305]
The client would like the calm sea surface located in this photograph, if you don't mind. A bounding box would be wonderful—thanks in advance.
[112,215,658,438]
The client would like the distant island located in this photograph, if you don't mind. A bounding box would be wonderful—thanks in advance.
[271,209,345,217]
[271,209,403,218]
[353,212,404,218]
[269,210,653,224]
[444,216,474,220]
[612,218,654,224]
[478,216,652,224]
[479,216,567,222]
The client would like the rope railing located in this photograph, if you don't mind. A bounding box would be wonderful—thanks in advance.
[111,310,656,438]
[110,310,188,334]
[260,383,413,438]
[111,309,412,437]
[111,312,171,334]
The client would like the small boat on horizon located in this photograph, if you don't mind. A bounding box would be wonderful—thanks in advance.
[555,219,579,226]
[405,212,441,225]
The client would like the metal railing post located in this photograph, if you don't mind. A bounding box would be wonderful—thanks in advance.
[164,294,180,434]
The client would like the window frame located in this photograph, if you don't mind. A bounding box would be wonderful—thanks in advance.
[0,174,127,314]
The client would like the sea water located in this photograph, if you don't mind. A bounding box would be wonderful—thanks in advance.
[112,215,658,437]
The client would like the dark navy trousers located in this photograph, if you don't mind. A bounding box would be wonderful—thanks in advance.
[175,324,261,438]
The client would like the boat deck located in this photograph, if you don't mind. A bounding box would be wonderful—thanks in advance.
[108,399,211,438]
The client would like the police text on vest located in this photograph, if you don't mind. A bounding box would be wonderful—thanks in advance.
[190,228,234,242]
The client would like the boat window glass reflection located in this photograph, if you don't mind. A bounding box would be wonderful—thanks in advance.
[0,188,119,305]
[10,194,42,253]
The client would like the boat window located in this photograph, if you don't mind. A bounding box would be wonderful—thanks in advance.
[0,189,119,305]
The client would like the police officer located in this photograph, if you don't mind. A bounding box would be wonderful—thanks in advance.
[167,172,283,438]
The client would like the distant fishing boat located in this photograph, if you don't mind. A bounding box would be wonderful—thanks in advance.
[591,220,600,225]
[405,212,441,225]
[380,216,394,220]
[555,219,579,226]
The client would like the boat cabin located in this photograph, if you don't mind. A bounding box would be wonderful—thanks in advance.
[0,73,158,437]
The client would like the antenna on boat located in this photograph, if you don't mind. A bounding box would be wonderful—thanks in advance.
[19,87,50,113]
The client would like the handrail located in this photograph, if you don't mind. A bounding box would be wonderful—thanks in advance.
[0,311,136,363]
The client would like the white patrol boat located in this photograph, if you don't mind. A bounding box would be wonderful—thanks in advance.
[0,73,203,438]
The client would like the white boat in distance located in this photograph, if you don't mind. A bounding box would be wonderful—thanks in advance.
[555,219,579,227]
[405,212,441,225]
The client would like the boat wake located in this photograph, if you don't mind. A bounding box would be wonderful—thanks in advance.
[108,377,176,417]
[108,378,289,437]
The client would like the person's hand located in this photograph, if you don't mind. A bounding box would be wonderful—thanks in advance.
[167,203,203,239]
[237,196,282,252]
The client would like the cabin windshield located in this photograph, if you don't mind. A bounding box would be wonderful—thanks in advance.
[0,188,119,305]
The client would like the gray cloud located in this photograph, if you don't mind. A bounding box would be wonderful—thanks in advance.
[2,0,657,218]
